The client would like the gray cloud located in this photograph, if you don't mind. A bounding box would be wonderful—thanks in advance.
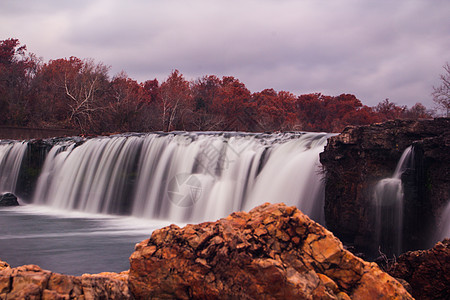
[1,0,449,108]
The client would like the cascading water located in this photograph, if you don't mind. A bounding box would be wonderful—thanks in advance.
[32,132,332,223]
[0,132,334,275]
[373,146,414,256]
[0,141,28,194]
[436,201,450,242]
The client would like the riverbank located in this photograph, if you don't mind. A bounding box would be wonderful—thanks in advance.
[0,126,79,140]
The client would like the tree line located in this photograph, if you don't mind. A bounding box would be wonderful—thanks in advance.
[0,38,434,134]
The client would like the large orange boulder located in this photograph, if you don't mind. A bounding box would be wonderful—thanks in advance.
[129,203,413,299]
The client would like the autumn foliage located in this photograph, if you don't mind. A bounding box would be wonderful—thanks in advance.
[0,38,433,134]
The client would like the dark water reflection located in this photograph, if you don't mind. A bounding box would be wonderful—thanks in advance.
[0,205,172,276]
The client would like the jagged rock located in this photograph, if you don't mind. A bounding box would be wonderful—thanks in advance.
[0,261,9,271]
[0,262,130,299]
[0,193,19,206]
[129,203,413,299]
[387,239,450,300]
[320,118,450,257]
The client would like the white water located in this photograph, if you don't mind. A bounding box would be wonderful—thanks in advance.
[0,132,333,275]
[0,141,27,194]
[31,132,332,223]
[373,146,414,255]
[436,201,450,242]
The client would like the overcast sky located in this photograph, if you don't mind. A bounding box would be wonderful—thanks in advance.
[1,0,449,108]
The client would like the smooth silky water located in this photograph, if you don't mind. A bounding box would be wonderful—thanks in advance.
[0,132,333,275]
[373,146,414,256]
[0,205,172,275]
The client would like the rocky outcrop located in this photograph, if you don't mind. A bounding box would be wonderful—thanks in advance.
[0,193,19,206]
[320,118,450,257]
[0,262,130,299]
[129,203,412,299]
[387,238,450,300]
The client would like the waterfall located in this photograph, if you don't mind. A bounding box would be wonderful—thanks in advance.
[373,146,414,256]
[436,201,450,242]
[0,141,28,194]
[30,132,331,223]
[33,136,143,215]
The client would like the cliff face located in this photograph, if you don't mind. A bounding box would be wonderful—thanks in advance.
[129,203,412,299]
[320,118,450,257]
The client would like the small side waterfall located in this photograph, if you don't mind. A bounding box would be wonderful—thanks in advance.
[31,132,332,223]
[436,202,450,242]
[373,146,414,256]
[0,141,28,194]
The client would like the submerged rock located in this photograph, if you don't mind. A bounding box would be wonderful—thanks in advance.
[129,203,413,299]
[387,238,450,300]
[0,193,19,206]
[0,262,130,299]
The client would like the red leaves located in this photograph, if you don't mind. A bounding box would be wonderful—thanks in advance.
[296,93,378,132]
[159,70,193,131]
[0,38,27,65]
[0,37,434,133]
[0,39,39,126]
[252,89,297,131]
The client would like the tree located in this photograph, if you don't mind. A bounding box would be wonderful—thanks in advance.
[159,70,193,131]
[402,102,433,119]
[323,94,364,132]
[252,89,296,131]
[341,105,380,126]
[0,38,40,125]
[295,93,328,131]
[142,79,160,104]
[190,75,225,130]
[106,71,149,132]
[213,76,254,131]
[34,57,110,132]
[432,62,450,117]
[63,58,110,132]
[374,98,405,121]
[140,79,161,131]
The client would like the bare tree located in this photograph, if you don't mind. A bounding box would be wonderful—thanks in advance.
[61,58,110,132]
[432,62,450,117]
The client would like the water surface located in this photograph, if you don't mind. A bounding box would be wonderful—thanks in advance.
[0,205,173,275]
